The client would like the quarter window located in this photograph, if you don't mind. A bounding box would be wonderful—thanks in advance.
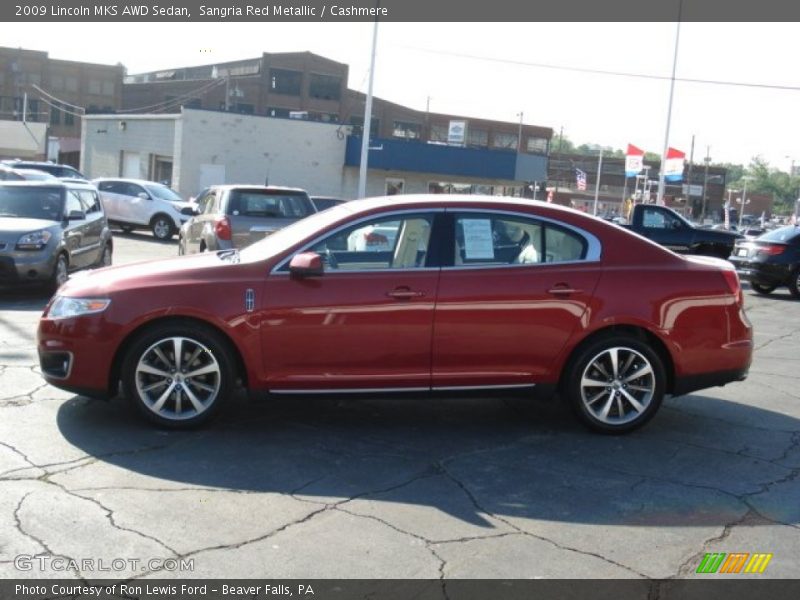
[307,214,434,272]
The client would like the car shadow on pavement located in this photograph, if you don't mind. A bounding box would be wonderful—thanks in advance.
[54,392,800,529]
[113,229,177,245]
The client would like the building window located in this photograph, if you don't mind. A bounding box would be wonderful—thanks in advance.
[392,121,421,140]
[467,128,488,147]
[386,178,405,195]
[102,81,115,96]
[526,136,549,154]
[269,69,302,95]
[49,73,63,90]
[492,132,518,150]
[88,79,102,95]
[27,99,40,122]
[64,111,75,126]
[50,105,61,125]
[26,73,41,86]
[309,73,341,101]
[233,103,254,114]
[267,107,291,118]
[65,77,78,92]
[429,124,448,142]
[349,116,379,136]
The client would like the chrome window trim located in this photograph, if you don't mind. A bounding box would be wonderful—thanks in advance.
[270,208,445,275]
[432,383,535,391]
[451,207,602,263]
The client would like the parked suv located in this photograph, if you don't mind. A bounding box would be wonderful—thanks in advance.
[0,181,112,291]
[94,178,195,241]
[178,185,315,254]
[1,160,86,180]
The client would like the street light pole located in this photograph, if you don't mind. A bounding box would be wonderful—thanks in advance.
[656,1,683,206]
[738,177,751,229]
[517,111,523,153]
[357,13,380,199]
[701,147,710,222]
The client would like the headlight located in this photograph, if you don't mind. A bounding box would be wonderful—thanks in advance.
[16,229,52,250]
[48,297,111,319]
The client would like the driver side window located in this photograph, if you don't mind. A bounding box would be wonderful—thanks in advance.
[308,214,434,271]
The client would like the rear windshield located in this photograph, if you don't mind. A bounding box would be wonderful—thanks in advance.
[0,186,64,221]
[226,190,314,219]
[760,226,800,243]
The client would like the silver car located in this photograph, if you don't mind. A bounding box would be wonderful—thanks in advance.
[178,185,316,254]
[0,181,112,291]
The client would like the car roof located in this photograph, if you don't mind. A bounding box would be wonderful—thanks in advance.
[0,180,96,190]
[92,178,168,186]
[210,184,309,194]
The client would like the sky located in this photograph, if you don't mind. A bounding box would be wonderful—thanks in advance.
[3,21,799,170]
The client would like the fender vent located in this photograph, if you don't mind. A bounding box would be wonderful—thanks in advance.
[245,288,255,312]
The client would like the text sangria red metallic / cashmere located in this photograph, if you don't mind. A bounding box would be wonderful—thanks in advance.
[37,195,753,433]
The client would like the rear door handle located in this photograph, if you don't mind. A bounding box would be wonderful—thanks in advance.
[547,284,583,296]
[387,288,425,300]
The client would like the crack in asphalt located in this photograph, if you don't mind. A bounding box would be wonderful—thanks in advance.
[662,404,800,435]
[753,326,800,352]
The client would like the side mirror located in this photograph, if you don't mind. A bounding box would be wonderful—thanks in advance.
[181,206,199,216]
[289,252,324,277]
[67,210,85,221]
[137,192,150,200]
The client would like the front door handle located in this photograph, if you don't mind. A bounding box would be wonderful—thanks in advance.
[387,287,425,300]
[547,284,583,296]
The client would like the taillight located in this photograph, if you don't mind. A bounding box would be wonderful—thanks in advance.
[757,244,785,256]
[721,269,743,306]
[214,217,232,241]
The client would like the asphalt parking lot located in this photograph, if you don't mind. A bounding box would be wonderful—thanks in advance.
[0,231,799,580]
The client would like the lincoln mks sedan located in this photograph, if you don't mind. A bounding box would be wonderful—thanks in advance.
[37,195,753,433]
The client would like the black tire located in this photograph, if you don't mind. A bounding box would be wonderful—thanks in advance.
[150,214,175,241]
[789,268,800,299]
[563,334,666,434]
[48,253,69,294]
[94,242,113,268]
[121,322,236,428]
[751,282,776,295]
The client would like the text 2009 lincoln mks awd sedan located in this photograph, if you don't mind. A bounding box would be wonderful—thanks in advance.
[37,195,752,433]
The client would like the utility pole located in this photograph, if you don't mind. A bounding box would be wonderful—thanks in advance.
[592,148,604,216]
[656,1,683,206]
[517,111,523,153]
[686,134,695,215]
[357,10,380,199]
[701,146,711,222]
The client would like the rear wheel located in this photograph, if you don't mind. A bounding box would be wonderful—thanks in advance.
[563,335,666,434]
[122,323,235,428]
[751,282,776,295]
[789,268,800,299]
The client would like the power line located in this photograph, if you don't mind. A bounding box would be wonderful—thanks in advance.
[400,45,800,92]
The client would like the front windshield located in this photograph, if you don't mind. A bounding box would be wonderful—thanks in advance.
[145,184,183,202]
[239,202,354,261]
[0,187,64,220]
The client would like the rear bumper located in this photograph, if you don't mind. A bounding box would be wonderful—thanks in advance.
[729,259,792,287]
[672,367,749,396]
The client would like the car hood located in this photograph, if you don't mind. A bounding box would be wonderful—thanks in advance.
[167,200,195,211]
[58,252,249,297]
[0,217,59,233]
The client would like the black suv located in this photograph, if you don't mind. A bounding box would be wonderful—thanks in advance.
[1,160,86,180]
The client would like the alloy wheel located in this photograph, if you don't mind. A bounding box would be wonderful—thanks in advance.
[134,336,221,421]
[579,346,655,426]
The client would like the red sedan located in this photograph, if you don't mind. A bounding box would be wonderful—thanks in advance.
[37,195,752,433]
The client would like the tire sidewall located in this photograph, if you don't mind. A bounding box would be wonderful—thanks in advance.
[564,335,666,434]
[151,215,175,241]
[121,323,235,428]
[789,268,800,299]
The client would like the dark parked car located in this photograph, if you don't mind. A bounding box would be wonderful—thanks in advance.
[310,196,346,211]
[178,185,315,254]
[728,225,800,297]
[0,181,112,290]
[1,160,86,180]
[38,195,751,433]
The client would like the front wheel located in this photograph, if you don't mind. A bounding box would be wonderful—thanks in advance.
[751,282,776,295]
[121,323,235,428]
[48,253,69,294]
[151,215,175,241]
[563,335,666,434]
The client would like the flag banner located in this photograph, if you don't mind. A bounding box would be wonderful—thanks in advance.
[576,168,587,191]
[625,144,644,177]
[664,147,685,182]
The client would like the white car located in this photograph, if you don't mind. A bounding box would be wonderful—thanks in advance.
[93,178,195,241]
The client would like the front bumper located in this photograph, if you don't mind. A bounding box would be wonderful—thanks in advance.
[0,249,57,284]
